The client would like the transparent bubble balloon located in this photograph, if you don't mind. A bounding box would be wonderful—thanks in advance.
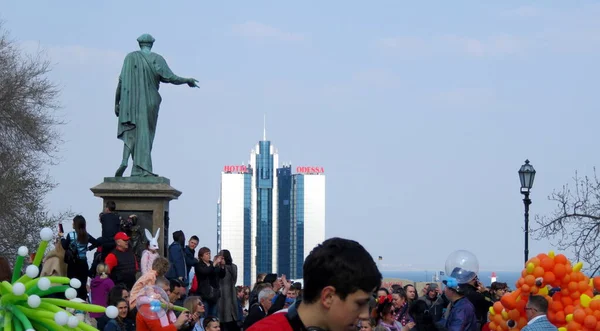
[444,250,479,284]
[135,285,169,320]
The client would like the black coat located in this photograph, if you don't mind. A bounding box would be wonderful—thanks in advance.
[193,261,225,303]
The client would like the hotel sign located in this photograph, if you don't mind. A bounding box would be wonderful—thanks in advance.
[223,165,248,173]
[296,166,325,174]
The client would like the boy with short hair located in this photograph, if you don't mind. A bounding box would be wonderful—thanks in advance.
[248,237,382,331]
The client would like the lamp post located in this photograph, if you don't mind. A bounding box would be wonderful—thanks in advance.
[518,159,536,264]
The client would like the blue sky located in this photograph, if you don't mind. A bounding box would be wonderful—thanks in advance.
[3,1,600,272]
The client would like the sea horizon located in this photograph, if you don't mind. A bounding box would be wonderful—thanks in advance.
[381,270,522,288]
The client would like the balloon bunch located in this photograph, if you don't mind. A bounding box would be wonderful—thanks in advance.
[0,228,118,331]
[489,251,600,331]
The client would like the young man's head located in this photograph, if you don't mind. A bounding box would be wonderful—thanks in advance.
[302,237,382,331]
[188,235,199,250]
[105,201,116,212]
[404,284,416,301]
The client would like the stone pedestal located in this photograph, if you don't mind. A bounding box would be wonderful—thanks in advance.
[90,177,182,257]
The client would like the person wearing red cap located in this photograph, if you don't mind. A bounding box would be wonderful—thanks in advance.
[105,232,139,290]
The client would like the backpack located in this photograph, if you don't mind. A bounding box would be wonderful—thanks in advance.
[64,232,83,264]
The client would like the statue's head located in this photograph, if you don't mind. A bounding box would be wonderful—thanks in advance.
[137,34,155,49]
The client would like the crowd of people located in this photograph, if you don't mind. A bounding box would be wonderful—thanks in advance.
[0,201,561,331]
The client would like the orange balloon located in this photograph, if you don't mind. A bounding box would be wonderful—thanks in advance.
[508,309,520,321]
[552,300,564,312]
[518,316,528,328]
[574,308,587,323]
[555,254,568,265]
[525,275,536,286]
[493,301,503,314]
[566,264,574,275]
[501,289,520,310]
[544,271,557,285]
[590,300,600,311]
[554,292,563,302]
[521,269,528,278]
[555,264,567,278]
[534,266,545,278]
[563,274,572,285]
[593,277,600,291]
[529,257,541,267]
[565,304,575,315]
[568,281,579,292]
[541,257,556,271]
[567,321,582,331]
[571,291,582,300]
[580,280,590,293]
[517,277,525,287]
[488,321,497,330]
[556,311,566,323]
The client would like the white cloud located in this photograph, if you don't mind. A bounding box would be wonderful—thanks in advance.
[232,21,305,42]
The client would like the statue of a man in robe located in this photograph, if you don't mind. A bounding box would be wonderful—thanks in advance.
[114,34,198,177]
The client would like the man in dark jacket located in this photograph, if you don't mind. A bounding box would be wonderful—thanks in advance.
[166,231,189,286]
[104,232,138,290]
[90,201,122,277]
[184,235,199,275]
[243,288,277,329]
[460,277,493,330]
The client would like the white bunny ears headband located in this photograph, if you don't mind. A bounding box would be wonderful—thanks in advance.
[145,228,160,250]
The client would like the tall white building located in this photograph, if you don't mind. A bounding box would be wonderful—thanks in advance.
[217,140,325,285]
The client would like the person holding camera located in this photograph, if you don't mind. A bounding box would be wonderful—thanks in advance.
[193,247,226,317]
[456,276,493,330]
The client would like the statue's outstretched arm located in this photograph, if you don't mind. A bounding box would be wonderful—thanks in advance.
[155,55,197,87]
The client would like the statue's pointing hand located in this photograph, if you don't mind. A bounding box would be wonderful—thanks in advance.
[187,78,199,88]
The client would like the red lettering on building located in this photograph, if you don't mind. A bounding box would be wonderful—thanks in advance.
[296,166,325,174]
[223,165,248,173]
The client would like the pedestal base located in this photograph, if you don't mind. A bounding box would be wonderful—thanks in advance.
[90,176,182,257]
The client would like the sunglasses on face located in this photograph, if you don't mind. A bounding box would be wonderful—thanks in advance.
[207,317,219,323]
[197,301,204,306]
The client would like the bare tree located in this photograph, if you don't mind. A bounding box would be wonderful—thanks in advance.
[0,23,67,260]
[534,170,600,275]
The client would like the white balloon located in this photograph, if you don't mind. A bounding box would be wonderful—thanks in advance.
[54,311,69,326]
[25,265,39,278]
[105,305,119,319]
[37,277,51,291]
[27,295,41,308]
[17,246,29,257]
[67,316,80,328]
[40,227,54,241]
[65,288,78,300]
[12,282,26,296]
[69,278,82,289]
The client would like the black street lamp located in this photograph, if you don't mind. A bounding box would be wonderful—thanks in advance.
[519,159,536,264]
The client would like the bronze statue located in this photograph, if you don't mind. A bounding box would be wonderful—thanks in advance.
[115,34,199,177]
